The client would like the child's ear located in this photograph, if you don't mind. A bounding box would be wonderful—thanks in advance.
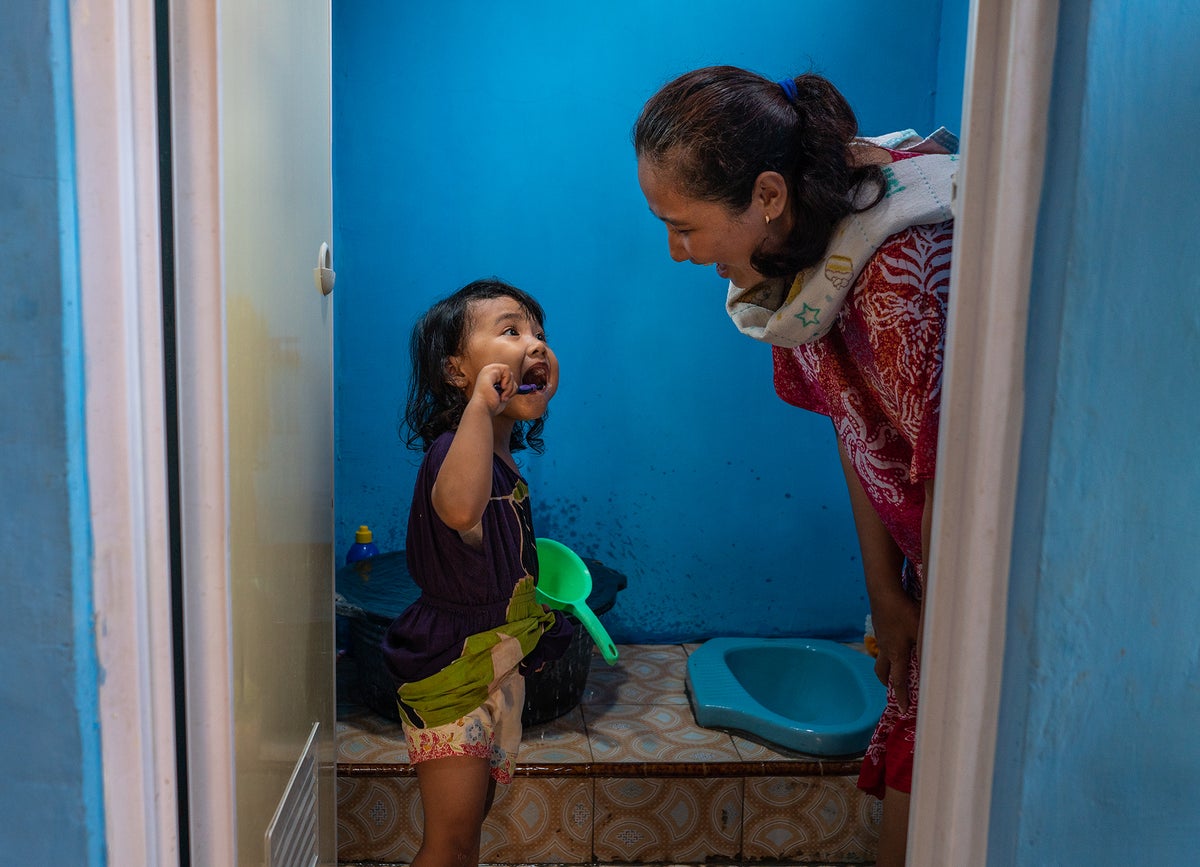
[445,359,467,388]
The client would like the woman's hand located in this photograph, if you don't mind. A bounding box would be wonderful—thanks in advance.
[836,437,922,711]
[869,588,921,713]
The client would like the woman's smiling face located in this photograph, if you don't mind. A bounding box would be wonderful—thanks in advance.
[638,157,772,290]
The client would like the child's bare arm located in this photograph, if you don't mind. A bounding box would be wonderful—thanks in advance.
[432,363,517,530]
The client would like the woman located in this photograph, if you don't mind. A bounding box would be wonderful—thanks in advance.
[633,65,957,867]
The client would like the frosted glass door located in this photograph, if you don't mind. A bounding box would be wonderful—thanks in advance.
[219,0,336,863]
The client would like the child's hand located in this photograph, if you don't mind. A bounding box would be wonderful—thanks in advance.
[471,363,519,412]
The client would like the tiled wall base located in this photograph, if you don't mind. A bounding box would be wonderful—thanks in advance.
[338,775,594,864]
[337,644,881,865]
[593,777,741,862]
[338,770,879,864]
[338,771,878,864]
[743,776,881,862]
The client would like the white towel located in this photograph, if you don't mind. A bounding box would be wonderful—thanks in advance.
[726,128,959,348]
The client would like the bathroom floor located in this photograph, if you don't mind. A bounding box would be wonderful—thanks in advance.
[337,643,880,866]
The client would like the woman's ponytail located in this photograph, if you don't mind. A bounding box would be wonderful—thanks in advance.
[755,74,885,277]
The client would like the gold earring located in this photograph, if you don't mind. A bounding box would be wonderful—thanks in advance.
[765,214,771,225]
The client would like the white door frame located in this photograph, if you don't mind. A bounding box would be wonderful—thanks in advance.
[163,1,240,864]
[69,1,181,865]
[72,1,1059,863]
[909,0,1060,864]
[70,0,238,863]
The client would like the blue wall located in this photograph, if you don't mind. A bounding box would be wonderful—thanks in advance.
[935,0,969,127]
[333,0,964,642]
[0,1,104,863]
[989,0,1200,862]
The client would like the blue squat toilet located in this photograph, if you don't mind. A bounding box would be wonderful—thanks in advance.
[686,637,886,757]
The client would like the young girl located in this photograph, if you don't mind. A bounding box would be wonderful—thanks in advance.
[382,278,573,867]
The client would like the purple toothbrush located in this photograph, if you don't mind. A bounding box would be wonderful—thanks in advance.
[495,382,543,395]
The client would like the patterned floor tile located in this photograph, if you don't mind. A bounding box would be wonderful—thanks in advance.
[336,773,592,859]
[341,862,863,866]
[517,706,591,764]
[337,773,594,864]
[581,643,689,707]
[593,777,742,863]
[480,777,593,864]
[743,775,880,863]
[584,703,742,763]
[344,863,863,866]
[337,645,879,867]
[337,775,420,863]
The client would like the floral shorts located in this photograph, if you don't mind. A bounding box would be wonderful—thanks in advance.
[400,667,525,784]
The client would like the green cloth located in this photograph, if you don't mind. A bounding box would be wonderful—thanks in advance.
[396,576,555,729]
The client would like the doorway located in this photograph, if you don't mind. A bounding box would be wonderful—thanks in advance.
[72,2,1059,864]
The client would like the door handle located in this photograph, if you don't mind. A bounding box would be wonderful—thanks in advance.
[314,242,335,296]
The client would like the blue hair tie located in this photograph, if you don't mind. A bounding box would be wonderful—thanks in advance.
[777,77,799,104]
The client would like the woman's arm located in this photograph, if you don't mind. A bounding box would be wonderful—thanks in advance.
[837,439,921,712]
[917,477,935,650]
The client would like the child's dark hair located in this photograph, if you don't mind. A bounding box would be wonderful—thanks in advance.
[632,66,885,279]
[403,278,547,454]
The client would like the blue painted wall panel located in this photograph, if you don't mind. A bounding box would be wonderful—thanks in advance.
[990,0,1200,862]
[1,1,102,863]
[935,0,969,131]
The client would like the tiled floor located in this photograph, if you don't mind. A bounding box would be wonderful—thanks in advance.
[337,643,880,866]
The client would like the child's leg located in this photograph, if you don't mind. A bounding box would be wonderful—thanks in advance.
[411,755,494,867]
[874,787,911,867]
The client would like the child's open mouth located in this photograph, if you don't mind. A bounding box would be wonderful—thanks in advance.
[520,365,549,391]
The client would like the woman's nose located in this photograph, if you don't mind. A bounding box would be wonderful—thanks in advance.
[667,231,688,262]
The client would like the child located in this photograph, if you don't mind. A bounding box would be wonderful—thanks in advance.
[382,277,573,867]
